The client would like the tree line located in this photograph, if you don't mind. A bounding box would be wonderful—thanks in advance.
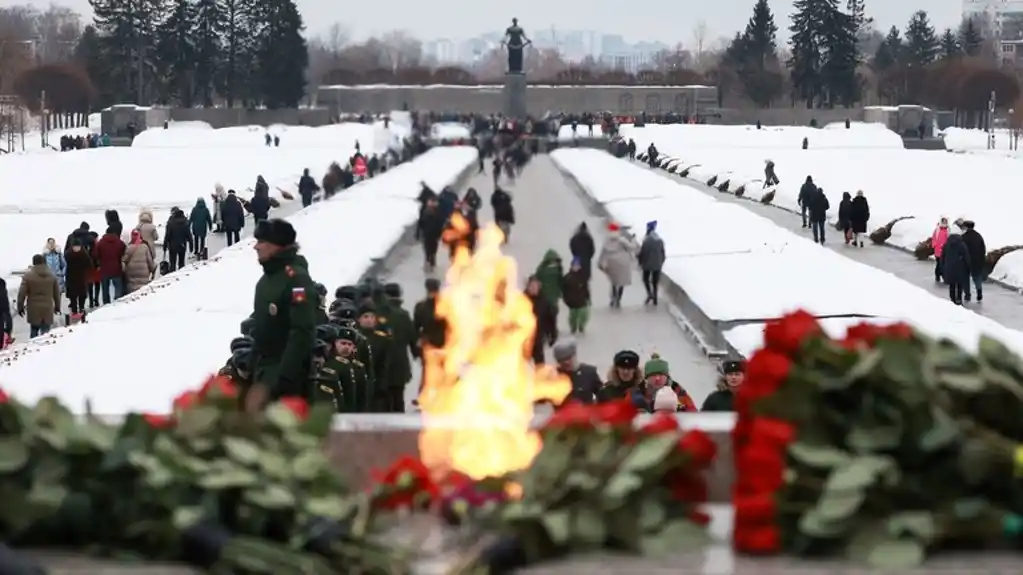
[0,0,1019,122]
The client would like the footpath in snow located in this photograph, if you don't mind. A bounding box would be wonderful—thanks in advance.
[0,147,476,414]
[624,123,1023,290]
[551,148,1023,361]
[640,162,1023,332]
[380,155,719,407]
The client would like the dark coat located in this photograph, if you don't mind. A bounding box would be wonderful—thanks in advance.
[93,233,126,279]
[837,193,852,229]
[528,293,557,357]
[558,363,602,404]
[849,196,870,234]
[418,207,446,244]
[64,247,93,298]
[64,226,97,254]
[491,189,514,223]
[561,270,590,309]
[249,194,271,220]
[438,190,458,221]
[569,228,595,263]
[220,194,246,231]
[807,190,830,221]
[413,295,446,349]
[189,200,213,236]
[798,180,816,206]
[164,212,190,249]
[701,389,734,411]
[962,229,987,275]
[298,174,319,201]
[105,210,123,237]
[0,277,11,336]
[940,233,972,282]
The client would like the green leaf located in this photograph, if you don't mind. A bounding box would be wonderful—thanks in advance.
[937,372,984,392]
[618,434,677,475]
[244,484,296,509]
[847,423,901,452]
[175,406,220,437]
[845,523,889,562]
[172,506,204,530]
[299,404,336,438]
[199,467,260,489]
[541,509,572,545]
[223,437,261,466]
[787,442,851,469]
[952,497,988,519]
[603,471,642,504]
[573,506,606,546]
[502,500,544,522]
[36,428,68,450]
[79,421,116,451]
[639,499,666,531]
[565,470,600,491]
[886,511,936,544]
[27,482,68,510]
[0,437,30,473]
[265,403,300,430]
[292,450,327,481]
[304,495,355,519]
[816,487,865,522]
[824,349,881,390]
[919,408,960,452]
[798,508,848,538]
[640,520,708,555]
[258,451,292,479]
[825,456,897,492]
[866,538,925,568]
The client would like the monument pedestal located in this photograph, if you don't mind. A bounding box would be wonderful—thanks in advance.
[503,72,527,118]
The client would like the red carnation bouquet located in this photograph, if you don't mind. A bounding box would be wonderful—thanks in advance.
[732,310,1023,568]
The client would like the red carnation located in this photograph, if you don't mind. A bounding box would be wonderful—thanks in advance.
[742,349,792,399]
[734,525,782,554]
[668,471,708,502]
[688,508,712,526]
[844,322,883,346]
[544,401,593,430]
[278,397,309,420]
[678,429,717,470]
[750,418,795,447]
[143,413,174,429]
[0,388,9,404]
[763,310,821,356]
[734,493,777,525]
[595,397,637,426]
[640,411,679,434]
[884,322,913,340]
[199,375,239,399]
[372,455,440,510]
[734,445,785,494]
[172,390,200,411]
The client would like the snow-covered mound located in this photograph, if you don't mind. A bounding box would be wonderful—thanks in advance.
[620,123,903,150]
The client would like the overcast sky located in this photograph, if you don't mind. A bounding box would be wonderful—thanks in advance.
[5,0,963,43]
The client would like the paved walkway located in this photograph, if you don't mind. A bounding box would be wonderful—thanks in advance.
[386,156,720,408]
[5,201,304,343]
[643,163,1023,331]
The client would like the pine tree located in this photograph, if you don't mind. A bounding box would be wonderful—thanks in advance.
[872,26,902,70]
[726,0,784,107]
[939,28,960,60]
[745,0,778,68]
[958,17,983,56]
[788,0,826,106]
[904,10,939,67]
[156,0,196,105]
[788,0,858,107]
[74,25,116,107]
[217,0,256,107]
[250,0,308,108]
[845,0,874,45]
[820,6,860,106]
[89,0,167,104]
[192,0,226,106]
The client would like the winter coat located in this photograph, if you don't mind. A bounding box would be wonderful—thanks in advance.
[254,177,270,198]
[298,174,319,201]
[17,264,60,326]
[528,293,557,355]
[491,189,515,224]
[105,209,123,237]
[413,295,446,349]
[164,212,190,250]
[638,231,666,272]
[93,232,126,279]
[558,362,603,404]
[136,211,160,256]
[0,277,11,336]
[596,365,644,404]
[188,200,213,236]
[534,249,564,306]
[598,232,633,287]
[248,194,271,220]
[64,248,92,298]
[418,207,446,244]
[122,243,156,293]
[962,229,987,275]
[463,189,482,212]
[43,249,66,292]
[807,190,830,221]
[701,388,734,411]
[561,269,590,309]
[220,194,246,232]
[64,226,97,254]
[940,233,972,282]
[798,180,816,206]
[931,226,950,258]
[569,229,595,263]
[438,190,459,221]
[849,196,870,234]
[837,193,852,230]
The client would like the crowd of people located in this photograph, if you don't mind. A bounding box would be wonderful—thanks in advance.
[59,132,112,151]
[931,217,988,305]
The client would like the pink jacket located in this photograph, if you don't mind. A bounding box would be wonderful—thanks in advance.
[932,226,949,257]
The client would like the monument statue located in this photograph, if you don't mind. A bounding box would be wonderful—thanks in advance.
[501,18,532,74]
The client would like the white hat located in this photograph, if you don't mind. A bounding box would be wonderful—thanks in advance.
[653,387,677,412]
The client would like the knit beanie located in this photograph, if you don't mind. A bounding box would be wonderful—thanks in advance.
[644,353,670,377]
[653,387,677,412]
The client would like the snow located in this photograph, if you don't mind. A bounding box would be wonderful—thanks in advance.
[550,148,1023,356]
[429,122,472,141]
[620,123,903,150]
[0,146,476,414]
[940,127,1023,157]
[557,124,606,140]
[625,124,1023,290]
[0,122,401,289]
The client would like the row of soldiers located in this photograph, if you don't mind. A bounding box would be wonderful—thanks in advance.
[223,278,434,413]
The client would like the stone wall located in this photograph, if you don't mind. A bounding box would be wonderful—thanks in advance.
[101,107,332,135]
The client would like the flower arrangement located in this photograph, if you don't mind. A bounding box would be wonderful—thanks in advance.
[0,381,716,572]
[734,309,1023,567]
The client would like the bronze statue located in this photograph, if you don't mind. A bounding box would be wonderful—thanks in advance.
[501,18,532,74]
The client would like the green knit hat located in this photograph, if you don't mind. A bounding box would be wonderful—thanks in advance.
[644,353,670,377]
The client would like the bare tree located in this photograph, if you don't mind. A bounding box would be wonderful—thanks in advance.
[692,20,708,68]
[379,30,422,70]
[35,5,80,62]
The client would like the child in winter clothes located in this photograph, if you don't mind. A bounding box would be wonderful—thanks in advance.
[634,354,697,412]
[931,217,950,282]
[561,258,590,334]
[534,249,564,342]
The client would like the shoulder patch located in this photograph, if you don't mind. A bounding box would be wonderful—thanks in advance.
[352,359,365,367]
[375,330,389,337]
[285,265,296,278]
[322,367,337,374]
[338,357,349,363]
[291,286,307,304]
[319,385,335,394]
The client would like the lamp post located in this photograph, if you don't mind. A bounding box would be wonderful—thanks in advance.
[988,90,997,150]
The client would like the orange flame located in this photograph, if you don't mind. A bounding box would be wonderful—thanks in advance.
[418,213,571,483]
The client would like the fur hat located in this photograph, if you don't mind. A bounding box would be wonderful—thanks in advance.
[254,219,297,247]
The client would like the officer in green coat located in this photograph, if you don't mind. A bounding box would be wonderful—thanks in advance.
[248,219,319,411]
[331,302,375,385]
[356,300,394,412]
[383,282,416,411]
[323,327,373,412]
[311,336,343,411]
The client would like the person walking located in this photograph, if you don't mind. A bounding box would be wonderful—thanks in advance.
[940,231,972,305]
[17,254,60,337]
[247,219,318,412]
[220,190,246,247]
[569,222,595,280]
[961,220,987,302]
[42,237,66,294]
[598,222,633,308]
[638,220,666,305]
[188,198,213,257]
[797,176,816,229]
[122,230,156,293]
[931,218,950,283]
[807,187,830,245]
[562,258,591,335]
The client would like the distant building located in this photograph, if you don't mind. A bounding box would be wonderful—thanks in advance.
[963,0,1023,36]
[999,37,1023,63]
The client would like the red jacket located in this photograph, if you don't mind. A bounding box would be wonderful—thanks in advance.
[93,233,126,279]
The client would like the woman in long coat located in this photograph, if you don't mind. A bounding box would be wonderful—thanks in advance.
[598,222,634,308]
[848,190,870,248]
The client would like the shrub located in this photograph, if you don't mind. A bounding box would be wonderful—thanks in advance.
[869,216,914,245]
[761,190,775,204]
[913,237,934,260]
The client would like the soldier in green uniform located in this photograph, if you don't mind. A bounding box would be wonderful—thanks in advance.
[356,300,393,412]
[248,219,319,411]
[330,302,375,382]
[314,283,329,324]
[323,327,373,412]
[382,282,416,412]
[310,336,343,410]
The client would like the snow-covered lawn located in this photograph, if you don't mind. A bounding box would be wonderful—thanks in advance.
[624,123,1023,289]
[0,146,476,414]
[557,124,606,140]
[0,122,405,292]
[552,148,1023,357]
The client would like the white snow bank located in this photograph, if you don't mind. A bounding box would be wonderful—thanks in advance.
[940,127,1023,157]
[132,122,405,153]
[551,148,1023,356]
[0,147,477,414]
[632,125,1023,289]
[430,122,471,141]
[620,123,904,150]
[557,124,605,140]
